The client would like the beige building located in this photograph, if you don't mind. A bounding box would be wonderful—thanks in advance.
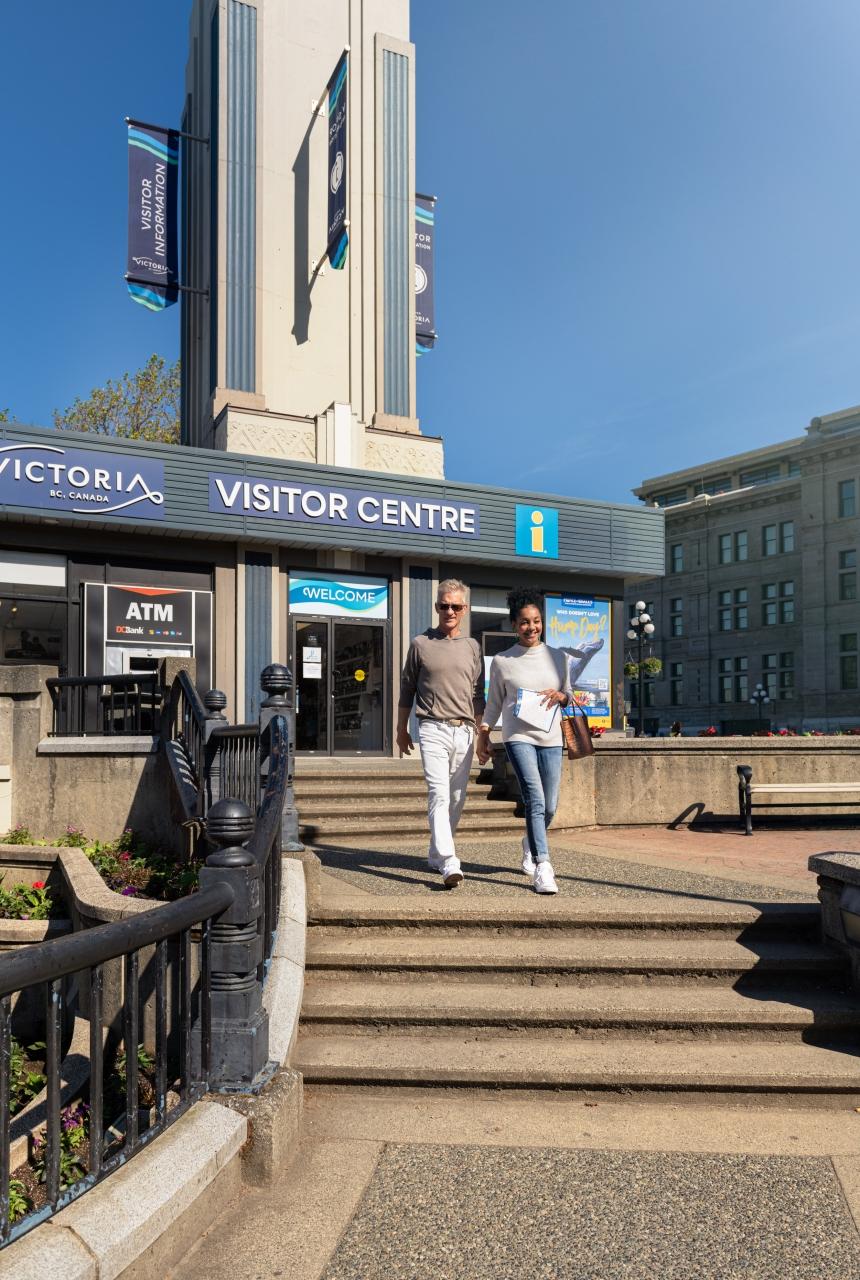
[181,0,441,477]
[625,406,860,733]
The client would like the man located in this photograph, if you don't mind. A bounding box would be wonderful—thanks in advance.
[397,579,485,888]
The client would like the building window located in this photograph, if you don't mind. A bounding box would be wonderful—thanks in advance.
[718,588,747,630]
[740,464,781,488]
[788,460,801,478]
[839,479,857,519]
[654,488,688,508]
[780,521,795,553]
[669,661,684,705]
[762,652,794,700]
[693,476,732,497]
[762,524,777,556]
[780,581,795,623]
[0,552,68,667]
[670,543,683,573]
[670,598,683,636]
[839,550,857,601]
[762,581,794,625]
[718,531,748,563]
[840,634,858,690]
[718,656,748,703]
[630,680,655,708]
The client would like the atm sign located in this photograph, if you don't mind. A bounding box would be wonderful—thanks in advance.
[105,585,193,645]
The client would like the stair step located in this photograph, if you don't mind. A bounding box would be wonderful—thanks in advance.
[305,935,842,984]
[302,813,519,835]
[293,1034,860,1101]
[300,979,860,1040]
[309,900,819,939]
[298,796,518,816]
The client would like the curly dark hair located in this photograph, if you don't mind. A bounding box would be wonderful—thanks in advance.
[507,587,544,622]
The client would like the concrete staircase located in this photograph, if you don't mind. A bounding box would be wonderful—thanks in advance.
[294,759,516,844]
[294,898,860,1104]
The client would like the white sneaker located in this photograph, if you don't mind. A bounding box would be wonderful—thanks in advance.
[533,862,559,895]
[521,836,536,877]
[441,856,464,889]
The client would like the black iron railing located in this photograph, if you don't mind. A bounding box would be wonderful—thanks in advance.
[208,724,260,814]
[0,881,231,1247]
[46,674,161,737]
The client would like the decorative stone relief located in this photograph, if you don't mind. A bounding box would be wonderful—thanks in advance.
[224,422,317,463]
[362,433,444,479]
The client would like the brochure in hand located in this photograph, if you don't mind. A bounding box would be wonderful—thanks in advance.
[514,688,559,733]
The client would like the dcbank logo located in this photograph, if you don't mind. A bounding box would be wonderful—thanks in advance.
[330,151,344,194]
[515,505,559,559]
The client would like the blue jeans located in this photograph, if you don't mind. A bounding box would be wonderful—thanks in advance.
[504,742,563,862]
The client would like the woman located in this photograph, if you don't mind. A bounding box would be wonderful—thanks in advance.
[476,588,571,894]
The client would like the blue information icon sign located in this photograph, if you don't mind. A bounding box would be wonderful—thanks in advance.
[515,504,559,558]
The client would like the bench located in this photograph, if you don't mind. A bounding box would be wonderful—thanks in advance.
[737,764,860,835]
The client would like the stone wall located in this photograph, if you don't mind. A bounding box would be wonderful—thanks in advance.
[0,666,180,846]
[548,735,860,828]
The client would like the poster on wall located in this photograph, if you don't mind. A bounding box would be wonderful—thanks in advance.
[544,596,612,729]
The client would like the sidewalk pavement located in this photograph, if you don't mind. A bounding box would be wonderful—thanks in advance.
[310,821,860,903]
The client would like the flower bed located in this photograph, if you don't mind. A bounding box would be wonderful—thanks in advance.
[10,1045,162,1224]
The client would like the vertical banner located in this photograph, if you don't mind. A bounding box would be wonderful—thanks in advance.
[415,194,436,355]
[326,52,349,269]
[545,596,613,729]
[126,123,179,311]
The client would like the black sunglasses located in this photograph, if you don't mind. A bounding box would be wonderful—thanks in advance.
[437,602,466,613]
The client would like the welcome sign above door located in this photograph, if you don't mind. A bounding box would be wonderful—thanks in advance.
[210,473,479,538]
[289,573,389,619]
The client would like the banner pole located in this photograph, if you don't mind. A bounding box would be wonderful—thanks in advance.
[125,116,209,146]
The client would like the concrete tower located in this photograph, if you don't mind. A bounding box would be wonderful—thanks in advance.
[181,0,442,478]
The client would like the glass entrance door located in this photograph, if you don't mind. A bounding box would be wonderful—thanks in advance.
[293,618,386,754]
[294,620,330,753]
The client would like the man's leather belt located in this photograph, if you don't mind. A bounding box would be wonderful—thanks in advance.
[425,717,472,727]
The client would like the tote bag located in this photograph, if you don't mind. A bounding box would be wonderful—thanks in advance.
[561,702,594,760]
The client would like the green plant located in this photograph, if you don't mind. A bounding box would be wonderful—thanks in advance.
[11,1038,46,1114]
[0,878,54,921]
[3,824,34,846]
[640,656,663,677]
[55,825,89,848]
[623,661,639,679]
[8,1179,31,1222]
[32,1103,89,1189]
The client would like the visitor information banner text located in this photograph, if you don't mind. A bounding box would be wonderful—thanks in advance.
[545,596,612,728]
[415,195,436,353]
[326,53,348,269]
[127,123,179,311]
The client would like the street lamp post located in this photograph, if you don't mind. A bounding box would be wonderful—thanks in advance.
[627,600,656,738]
[750,682,770,729]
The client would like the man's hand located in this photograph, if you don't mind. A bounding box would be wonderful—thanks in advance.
[476,728,492,765]
[396,726,414,756]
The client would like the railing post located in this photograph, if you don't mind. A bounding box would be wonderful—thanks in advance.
[259,663,304,852]
[199,799,270,1089]
[203,689,228,805]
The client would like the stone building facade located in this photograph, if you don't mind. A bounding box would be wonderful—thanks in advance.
[624,405,860,733]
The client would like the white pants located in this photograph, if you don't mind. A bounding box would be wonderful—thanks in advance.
[417,719,475,863]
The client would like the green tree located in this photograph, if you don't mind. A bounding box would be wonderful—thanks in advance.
[0,409,9,422]
[53,355,180,444]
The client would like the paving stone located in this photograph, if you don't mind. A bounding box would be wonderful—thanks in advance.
[314,839,813,903]
[322,1144,860,1280]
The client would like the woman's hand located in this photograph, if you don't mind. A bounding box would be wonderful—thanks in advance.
[538,688,568,709]
[476,727,492,765]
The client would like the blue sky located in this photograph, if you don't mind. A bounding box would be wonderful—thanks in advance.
[3,1,860,503]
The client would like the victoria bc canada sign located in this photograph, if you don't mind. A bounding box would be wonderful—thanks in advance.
[0,442,165,521]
